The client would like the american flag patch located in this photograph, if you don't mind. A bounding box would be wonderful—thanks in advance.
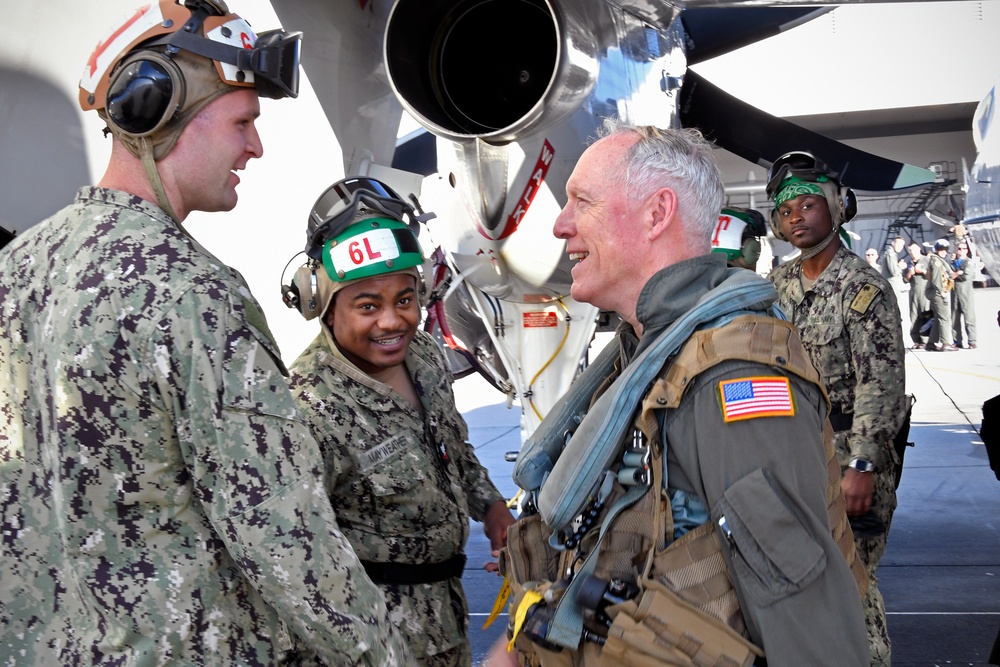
[719,377,794,422]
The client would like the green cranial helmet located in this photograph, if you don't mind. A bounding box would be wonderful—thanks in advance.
[321,216,424,283]
[765,151,858,240]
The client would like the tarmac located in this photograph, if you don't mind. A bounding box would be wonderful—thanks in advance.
[457,286,1000,666]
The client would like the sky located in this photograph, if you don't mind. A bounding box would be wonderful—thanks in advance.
[3,0,998,360]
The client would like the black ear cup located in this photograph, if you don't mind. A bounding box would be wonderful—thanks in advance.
[842,187,858,223]
[106,51,185,136]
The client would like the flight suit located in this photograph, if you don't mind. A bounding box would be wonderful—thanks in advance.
[925,252,953,350]
[905,254,930,346]
[508,255,868,667]
[950,256,977,347]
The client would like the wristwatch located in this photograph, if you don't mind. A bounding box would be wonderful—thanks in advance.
[848,457,875,473]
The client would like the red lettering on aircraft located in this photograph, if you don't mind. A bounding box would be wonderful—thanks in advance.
[497,139,555,240]
[87,5,152,78]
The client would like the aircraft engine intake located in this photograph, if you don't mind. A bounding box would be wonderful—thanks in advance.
[385,0,597,144]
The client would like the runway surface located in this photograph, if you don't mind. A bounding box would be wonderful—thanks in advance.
[456,286,1000,666]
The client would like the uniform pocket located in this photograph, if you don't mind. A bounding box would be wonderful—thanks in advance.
[713,468,826,607]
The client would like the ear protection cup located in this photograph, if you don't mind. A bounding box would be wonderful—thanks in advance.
[281,263,321,320]
[841,187,858,223]
[740,236,762,266]
[768,208,786,241]
[106,51,185,137]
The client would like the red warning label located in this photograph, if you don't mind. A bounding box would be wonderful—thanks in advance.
[523,312,558,328]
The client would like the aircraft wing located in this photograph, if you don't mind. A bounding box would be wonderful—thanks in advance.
[679,69,938,191]
[268,0,403,175]
[265,0,944,444]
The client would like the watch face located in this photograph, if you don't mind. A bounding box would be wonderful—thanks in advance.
[850,458,874,472]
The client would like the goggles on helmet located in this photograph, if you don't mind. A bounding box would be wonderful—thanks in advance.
[80,0,301,110]
[765,151,840,199]
[306,177,421,262]
[151,21,301,99]
[321,217,424,283]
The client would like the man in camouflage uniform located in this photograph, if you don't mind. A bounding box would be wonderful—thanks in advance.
[904,241,930,348]
[0,3,409,664]
[767,152,906,666]
[925,238,956,352]
[285,178,516,667]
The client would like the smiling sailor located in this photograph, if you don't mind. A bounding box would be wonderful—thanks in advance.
[283,177,516,667]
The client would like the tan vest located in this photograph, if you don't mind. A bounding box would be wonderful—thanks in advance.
[502,315,866,667]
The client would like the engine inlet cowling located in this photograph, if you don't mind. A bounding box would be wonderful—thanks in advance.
[385,0,594,143]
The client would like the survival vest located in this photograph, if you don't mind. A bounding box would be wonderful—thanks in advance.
[501,298,866,667]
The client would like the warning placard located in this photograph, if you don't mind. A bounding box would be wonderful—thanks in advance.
[523,312,558,328]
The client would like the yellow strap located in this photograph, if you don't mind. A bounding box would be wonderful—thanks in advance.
[507,588,544,651]
[482,574,512,629]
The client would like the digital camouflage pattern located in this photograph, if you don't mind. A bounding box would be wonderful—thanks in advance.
[0,188,410,666]
[769,244,906,467]
[769,244,905,666]
[289,329,505,667]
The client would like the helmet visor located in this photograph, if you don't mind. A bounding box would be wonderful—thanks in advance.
[306,178,417,261]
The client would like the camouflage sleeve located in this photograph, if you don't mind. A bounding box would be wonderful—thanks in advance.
[453,426,505,523]
[433,349,505,522]
[146,281,409,666]
[842,284,906,466]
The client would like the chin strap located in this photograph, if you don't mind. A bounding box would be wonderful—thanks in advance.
[138,137,184,227]
[796,225,839,261]
[797,226,853,262]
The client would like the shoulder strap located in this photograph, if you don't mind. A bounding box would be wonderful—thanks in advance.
[639,315,868,600]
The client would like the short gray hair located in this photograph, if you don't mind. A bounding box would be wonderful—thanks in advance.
[597,118,724,241]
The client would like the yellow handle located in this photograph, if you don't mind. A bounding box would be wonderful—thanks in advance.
[482,574,512,629]
[507,588,544,652]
